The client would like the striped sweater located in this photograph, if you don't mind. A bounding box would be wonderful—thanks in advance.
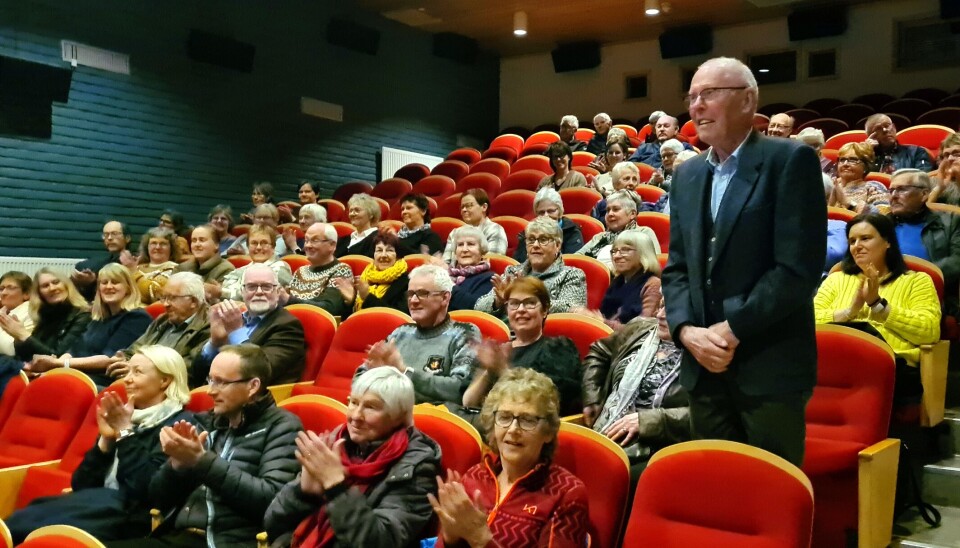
[814,270,940,365]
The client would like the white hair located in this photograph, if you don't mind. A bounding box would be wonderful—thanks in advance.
[241,263,279,285]
[168,271,205,302]
[660,139,684,154]
[299,203,327,223]
[534,187,564,216]
[649,110,667,123]
[409,264,454,292]
[675,150,698,166]
[352,366,415,426]
[560,115,579,127]
[699,56,758,90]
[310,223,337,242]
[452,225,489,255]
[611,161,639,183]
[607,190,640,215]
[525,216,563,243]
[794,127,825,149]
[594,112,612,124]
[607,127,627,144]
[892,168,932,191]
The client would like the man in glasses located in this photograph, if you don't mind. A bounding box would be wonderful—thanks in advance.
[357,265,479,408]
[864,113,934,173]
[284,223,353,316]
[72,220,131,301]
[662,56,825,467]
[193,264,305,386]
[110,344,300,548]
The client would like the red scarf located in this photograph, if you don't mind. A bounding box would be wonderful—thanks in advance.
[292,425,410,548]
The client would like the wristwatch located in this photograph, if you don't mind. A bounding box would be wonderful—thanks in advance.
[117,428,136,441]
[870,297,888,313]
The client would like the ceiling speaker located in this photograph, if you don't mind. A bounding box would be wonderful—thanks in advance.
[326,19,381,55]
[551,41,601,73]
[433,33,478,65]
[788,7,848,40]
[659,25,713,60]
[187,30,255,72]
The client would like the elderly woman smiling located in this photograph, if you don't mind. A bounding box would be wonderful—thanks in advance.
[580,190,660,269]
[442,189,507,262]
[397,193,444,256]
[217,225,293,302]
[265,366,441,547]
[514,188,584,263]
[334,231,410,314]
[430,368,589,547]
[446,225,495,312]
[124,227,180,304]
[828,142,889,214]
[336,194,382,258]
[477,216,587,318]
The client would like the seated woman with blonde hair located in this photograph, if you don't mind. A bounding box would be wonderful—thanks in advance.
[430,368,589,547]
[122,227,180,304]
[5,345,194,543]
[584,229,662,328]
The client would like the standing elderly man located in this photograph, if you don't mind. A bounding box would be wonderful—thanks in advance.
[662,57,826,466]
[628,115,693,169]
[865,113,934,173]
[356,265,480,409]
[558,114,587,152]
[193,263,305,386]
[766,113,795,138]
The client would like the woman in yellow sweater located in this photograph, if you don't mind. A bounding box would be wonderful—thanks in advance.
[815,213,940,402]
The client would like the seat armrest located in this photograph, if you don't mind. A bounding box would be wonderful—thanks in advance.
[858,438,900,548]
[257,532,269,548]
[561,414,585,425]
[919,340,949,427]
[0,460,60,518]
[150,508,163,532]
[267,382,309,403]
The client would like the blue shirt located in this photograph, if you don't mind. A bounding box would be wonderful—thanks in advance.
[201,312,262,359]
[895,222,930,260]
[705,137,749,221]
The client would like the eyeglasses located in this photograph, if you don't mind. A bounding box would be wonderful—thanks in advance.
[611,247,637,256]
[506,298,541,311]
[243,283,277,293]
[494,411,544,431]
[536,208,560,217]
[526,236,557,246]
[405,289,447,301]
[683,86,748,107]
[305,238,335,245]
[159,294,194,303]
[890,185,926,196]
[837,157,863,165]
[101,232,124,240]
[206,377,251,389]
[942,150,960,159]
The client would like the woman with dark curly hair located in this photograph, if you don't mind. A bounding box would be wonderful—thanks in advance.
[397,193,443,256]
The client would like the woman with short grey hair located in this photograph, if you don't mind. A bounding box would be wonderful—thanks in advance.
[445,225,495,312]
[514,188,584,263]
[578,190,660,269]
[265,366,441,547]
[335,193,382,258]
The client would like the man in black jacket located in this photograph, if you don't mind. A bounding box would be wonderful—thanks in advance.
[106,344,301,548]
[72,220,131,300]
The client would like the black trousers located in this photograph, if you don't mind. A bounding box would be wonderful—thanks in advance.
[688,370,811,467]
[104,530,208,548]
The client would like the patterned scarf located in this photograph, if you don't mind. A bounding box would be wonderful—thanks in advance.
[449,261,491,285]
[354,259,408,311]
[292,425,410,548]
[586,220,639,258]
[397,222,432,238]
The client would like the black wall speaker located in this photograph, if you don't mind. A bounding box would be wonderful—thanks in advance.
[186,30,256,72]
[942,0,960,19]
[326,18,381,55]
[551,41,601,73]
[433,32,478,65]
[0,56,72,102]
[659,25,712,59]
[788,7,848,40]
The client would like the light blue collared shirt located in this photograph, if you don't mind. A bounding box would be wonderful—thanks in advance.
[201,312,263,359]
[705,136,750,220]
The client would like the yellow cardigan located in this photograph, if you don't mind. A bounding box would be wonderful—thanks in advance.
[814,270,941,365]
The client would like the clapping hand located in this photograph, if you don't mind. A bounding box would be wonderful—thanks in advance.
[209,300,244,347]
[490,273,515,308]
[296,431,346,496]
[366,340,405,372]
[355,277,370,300]
[97,391,135,439]
[427,470,492,547]
[474,339,509,377]
[159,420,208,470]
[71,269,96,288]
[282,226,299,250]
[331,277,356,304]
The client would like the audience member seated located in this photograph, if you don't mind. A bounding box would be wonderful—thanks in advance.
[397,193,444,256]
[105,344,300,548]
[285,223,353,317]
[766,113,795,138]
[644,111,666,143]
[264,367,441,548]
[558,114,587,152]
[642,150,698,215]
[463,277,580,415]
[592,134,633,197]
[514,188,584,262]
[356,265,480,407]
[207,204,238,257]
[157,209,191,259]
[441,189,508,262]
[927,133,960,206]
[0,268,91,380]
[537,141,588,191]
[581,301,690,469]
[628,115,692,168]
[586,112,612,155]
[827,142,890,214]
[588,229,663,328]
[193,264,305,386]
[445,226,496,312]
[794,127,835,177]
[865,113,934,173]
[277,180,319,223]
[240,180,278,224]
[823,178,849,276]
[216,226,293,302]
[27,264,151,386]
[479,217,587,317]
[888,168,960,314]
[118,272,211,374]
[335,193,381,258]
[814,213,940,407]
[0,271,32,358]
[333,231,410,315]
[176,224,236,297]
[580,190,660,269]
[73,220,131,301]
[647,139,685,190]
[124,227,180,304]
[281,203,327,256]
[593,162,642,223]
[6,345,194,544]
[430,368,589,548]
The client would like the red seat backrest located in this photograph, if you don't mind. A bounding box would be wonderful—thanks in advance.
[489,216,528,257]
[332,182,374,206]
[371,178,413,205]
[280,395,347,435]
[318,199,347,223]
[393,164,430,184]
[543,313,613,360]
[0,372,28,431]
[431,160,471,183]
[559,187,602,216]
[413,408,483,475]
[436,193,463,219]
[503,169,545,193]
[449,310,510,343]
[446,148,481,165]
[412,175,456,202]
[491,190,536,220]
[566,214,605,242]
[489,134,524,155]
[455,172,502,199]
[430,217,466,243]
[562,255,611,310]
[635,212,670,253]
[285,304,338,382]
[470,158,511,181]
[511,156,551,176]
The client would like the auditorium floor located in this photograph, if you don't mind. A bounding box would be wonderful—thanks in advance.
[894,505,960,547]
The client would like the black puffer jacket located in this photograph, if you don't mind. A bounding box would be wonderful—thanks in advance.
[149,393,301,547]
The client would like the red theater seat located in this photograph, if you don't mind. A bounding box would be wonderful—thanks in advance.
[449,310,510,343]
[485,253,520,276]
[413,406,483,475]
[435,193,463,219]
[635,212,670,253]
[511,155,551,175]
[332,182,374,205]
[559,187,602,215]
[430,160,470,183]
[502,169,545,193]
[393,164,430,185]
[430,217,465,243]
[318,199,346,223]
[491,190,536,220]
[284,304,338,383]
[470,158,511,182]
[524,130,560,148]
[565,214,605,242]
[561,255,611,310]
[824,130,868,151]
[480,146,518,164]
[455,172,501,199]
[489,134,524,155]
[543,313,613,361]
[490,217,528,257]
[370,178,413,206]
[446,147,481,165]
[412,175,456,203]
[279,395,347,435]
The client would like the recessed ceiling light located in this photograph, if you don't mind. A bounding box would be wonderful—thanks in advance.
[645,0,660,16]
[514,11,528,37]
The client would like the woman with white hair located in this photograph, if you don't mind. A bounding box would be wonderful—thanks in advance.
[5,345,194,543]
[478,216,587,318]
[794,127,835,177]
[442,189,507,262]
[649,138,686,190]
[514,188,584,262]
[336,193,382,258]
[445,225,496,311]
[579,191,660,269]
[282,202,327,255]
[592,162,642,222]
[265,366,441,547]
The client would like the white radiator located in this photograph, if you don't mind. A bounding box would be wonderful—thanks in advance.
[381,147,444,181]
[0,257,82,278]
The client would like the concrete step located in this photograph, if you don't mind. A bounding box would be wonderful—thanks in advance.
[944,409,960,455]
[893,505,960,547]
[923,454,960,508]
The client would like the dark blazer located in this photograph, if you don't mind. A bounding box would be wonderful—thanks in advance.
[336,231,377,258]
[662,132,826,396]
[191,306,306,386]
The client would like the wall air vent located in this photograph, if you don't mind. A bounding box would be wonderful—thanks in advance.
[61,41,130,75]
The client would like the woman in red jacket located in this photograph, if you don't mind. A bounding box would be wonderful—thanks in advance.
[429,368,589,547]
